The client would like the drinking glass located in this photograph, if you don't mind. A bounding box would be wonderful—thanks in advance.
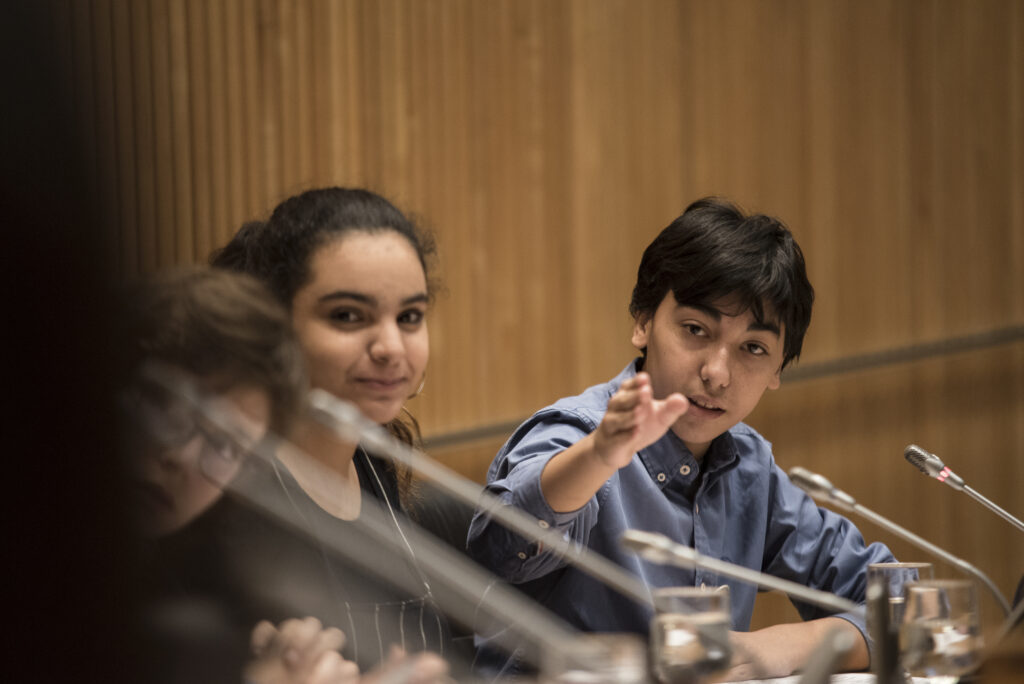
[868,562,934,626]
[542,633,647,684]
[649,586,732,684]
[899,579,983,681]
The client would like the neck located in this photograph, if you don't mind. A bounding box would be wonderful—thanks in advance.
[277,414,362,520]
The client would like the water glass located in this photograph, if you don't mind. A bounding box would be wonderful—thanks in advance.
[649,586,732,684]
[867,562,934,626]
[542,633,647,684]
[900,579,983,679]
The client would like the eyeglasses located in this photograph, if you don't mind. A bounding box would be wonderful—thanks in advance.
[122,380,256,487]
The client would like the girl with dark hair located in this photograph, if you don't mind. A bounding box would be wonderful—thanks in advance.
[209,188,457,677]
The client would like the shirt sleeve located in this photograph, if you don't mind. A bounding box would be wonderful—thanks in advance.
[466,409,604,584]
[760,461,897,661]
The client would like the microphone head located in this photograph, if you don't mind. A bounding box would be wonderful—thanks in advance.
[904,444,944,477]
[620,529,695,566]
[788,466,857,510]
[903,444,965,491]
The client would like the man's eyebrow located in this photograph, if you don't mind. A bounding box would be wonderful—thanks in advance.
[748,319,781,337]
[684,302,781,336]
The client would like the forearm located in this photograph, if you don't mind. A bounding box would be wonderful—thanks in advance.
[727,617,869,680]
[539,433,620,513]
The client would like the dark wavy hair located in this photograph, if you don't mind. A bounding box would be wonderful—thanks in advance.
[630,197,814,369]
[210,188,438,308]
[122,267,306,433]
[211,188,438,498]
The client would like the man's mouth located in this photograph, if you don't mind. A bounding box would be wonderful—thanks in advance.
[688,396,724,413]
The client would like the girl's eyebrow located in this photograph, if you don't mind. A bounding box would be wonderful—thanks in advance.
[318,291,429,306]
[319,290,374,305]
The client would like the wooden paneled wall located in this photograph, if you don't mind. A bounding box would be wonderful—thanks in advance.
[53,0,1023,632]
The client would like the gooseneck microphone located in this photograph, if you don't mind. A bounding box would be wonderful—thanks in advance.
[307,388,654,610]
[619,529,861,615]
[789,466,1012,616]
[147,366,584,669]
[904,444,1024,533]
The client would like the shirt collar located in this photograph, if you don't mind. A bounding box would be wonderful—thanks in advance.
[620,358,741,483]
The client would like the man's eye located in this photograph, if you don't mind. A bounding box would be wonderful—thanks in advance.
[683,324,705,336]
[746,343,768,356]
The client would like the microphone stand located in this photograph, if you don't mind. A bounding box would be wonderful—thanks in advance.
[619,529,861,615]
[789,466,1012,616]
[307,389,655,611]
[905,444,1024,533]
[153,368,585,670]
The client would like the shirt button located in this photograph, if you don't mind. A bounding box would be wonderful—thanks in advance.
[517,551,528,560]
[538,520,550,529]
[680,465,691,475]
[657,473,667,482]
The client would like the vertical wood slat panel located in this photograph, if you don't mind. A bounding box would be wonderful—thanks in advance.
[185,0,211,261]
[88,0,122,272]
[110,1,138,275]
[130,0,157,274]
[61,0,1023,634]
[167,0,194,262]
[204,1,229,250]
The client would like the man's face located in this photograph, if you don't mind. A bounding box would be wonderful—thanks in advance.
[631,293,785,459]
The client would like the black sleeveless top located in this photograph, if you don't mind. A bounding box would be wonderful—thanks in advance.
[154,447,454,673]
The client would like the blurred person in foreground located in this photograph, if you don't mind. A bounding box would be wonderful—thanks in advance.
[121,266,360,683]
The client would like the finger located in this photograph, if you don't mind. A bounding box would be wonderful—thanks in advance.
[653,393,688,424]
[250,620,278,655]
[309,650,360,684]
[606,387,642,413]
[408,653,450,684]
[278,616,325,668]
[311,625,346,654]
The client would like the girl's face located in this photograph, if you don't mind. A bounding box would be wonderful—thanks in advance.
[132,380,272,536]
[290,230,429,425]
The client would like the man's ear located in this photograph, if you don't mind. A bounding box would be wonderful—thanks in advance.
[768,365,782,390]
[631,314,652,351]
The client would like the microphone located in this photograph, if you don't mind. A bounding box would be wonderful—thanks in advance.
[146,365,585,669]
[904,444,1024,533]
[865,576,901,684]
[788,466,1012,616]
[619,529,860,615]
[306,388,654,610]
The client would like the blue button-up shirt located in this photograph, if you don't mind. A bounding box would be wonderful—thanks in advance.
[467,360,895,672]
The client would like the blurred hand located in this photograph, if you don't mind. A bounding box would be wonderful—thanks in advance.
[362,646,451,684]
[246,617,359,684]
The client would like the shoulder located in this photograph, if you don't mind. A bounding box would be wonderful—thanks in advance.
[541,362,638,429]
[727,422,775,465]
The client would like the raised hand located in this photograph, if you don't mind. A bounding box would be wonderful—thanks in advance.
[592,372,689,469]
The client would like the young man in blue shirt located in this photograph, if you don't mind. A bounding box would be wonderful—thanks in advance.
[467,197,896,679]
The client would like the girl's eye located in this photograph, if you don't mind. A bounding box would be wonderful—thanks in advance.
[399,309,425,326]
[329,309,362,324]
